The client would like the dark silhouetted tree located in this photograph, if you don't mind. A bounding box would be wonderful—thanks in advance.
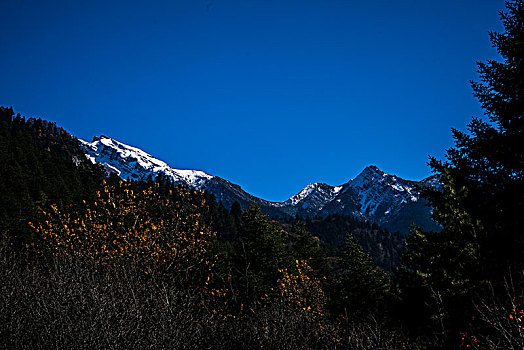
[398,1,524,345]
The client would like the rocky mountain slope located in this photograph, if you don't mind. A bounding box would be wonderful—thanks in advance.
[80,135,441,233]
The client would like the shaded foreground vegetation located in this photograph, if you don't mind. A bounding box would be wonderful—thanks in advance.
[0,239,421,349]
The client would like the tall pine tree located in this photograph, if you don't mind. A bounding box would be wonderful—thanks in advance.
[398,0,524,345]
[427,0,524,270]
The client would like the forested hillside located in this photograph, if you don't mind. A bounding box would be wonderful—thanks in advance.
[0,106,414,349]
[0,107,105,245]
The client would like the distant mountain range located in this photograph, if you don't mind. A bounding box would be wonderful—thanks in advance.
[80,135,441,234]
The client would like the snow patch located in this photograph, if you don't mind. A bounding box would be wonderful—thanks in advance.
[79,136,213,189]
[288,184,318,205]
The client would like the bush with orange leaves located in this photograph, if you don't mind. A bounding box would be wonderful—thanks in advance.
[462,275,524,350]
[276,259,326,321]
[30,179,216,285]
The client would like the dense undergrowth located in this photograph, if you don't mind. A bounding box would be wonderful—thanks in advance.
[0,236,422,350]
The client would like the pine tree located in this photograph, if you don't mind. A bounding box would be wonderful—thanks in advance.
[327,234,390,318]
[291,221,329,278]
[227,205,290,305]
[429,0,524,271]
[230,201,242,229]
[398,0,524,344]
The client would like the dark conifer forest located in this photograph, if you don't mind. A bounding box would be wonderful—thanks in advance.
[1,1,523,348]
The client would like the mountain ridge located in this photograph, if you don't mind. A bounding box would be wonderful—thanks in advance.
[80,135,441,233]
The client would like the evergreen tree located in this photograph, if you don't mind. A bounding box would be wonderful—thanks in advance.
[215,201,238,241]
[326,234,390,318]
[230,201,243,229]
[398,1,524,344]
[291,221,329,278]
[227,205,290,305]
[0,107,104,246]
[426,0,524,271]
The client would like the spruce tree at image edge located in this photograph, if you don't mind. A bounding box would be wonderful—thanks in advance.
[398,0,524,346]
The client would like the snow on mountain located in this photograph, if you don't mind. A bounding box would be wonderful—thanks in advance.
[288,183,342,207]
[273,182,347,217]
[78,136,440,233]
[288,184,319,205]
[346,165,419,216]
[270,165,440,233]
[278,165,423,218]
[79,136,213,188]
[420,174,442,191]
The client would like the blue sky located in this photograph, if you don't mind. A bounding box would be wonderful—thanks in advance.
[0,0,505,201]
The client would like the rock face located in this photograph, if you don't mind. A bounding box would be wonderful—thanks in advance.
[80,135,441,234]
[79,136,213,187]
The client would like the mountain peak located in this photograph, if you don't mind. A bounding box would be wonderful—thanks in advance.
[92,134,110,142]
[288,183,326,205]
[351,165,386,187]
[362,165,384,175]
[79,136,213,187]
[285,182,341,212]
[78,136,439,234]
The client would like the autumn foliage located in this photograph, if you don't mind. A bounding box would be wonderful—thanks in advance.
[277,259,326,320]
[31,179,216,284]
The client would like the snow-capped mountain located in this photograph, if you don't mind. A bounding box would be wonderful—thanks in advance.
[274,182,345,217]
[270,165,440,233]
[79,135,274,210]
[80,136,213,188]
[348,165,419,216]
[79,135,440,233]
[319,165,441,233]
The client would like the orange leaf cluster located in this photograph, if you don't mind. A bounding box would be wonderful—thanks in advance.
[32,181,216,283]
[277,259,326,320]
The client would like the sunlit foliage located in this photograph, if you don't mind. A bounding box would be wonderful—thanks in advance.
[31,179,216,284]
[277,259,326,320]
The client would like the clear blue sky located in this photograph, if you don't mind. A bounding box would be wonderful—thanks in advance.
[0,0,505,201]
